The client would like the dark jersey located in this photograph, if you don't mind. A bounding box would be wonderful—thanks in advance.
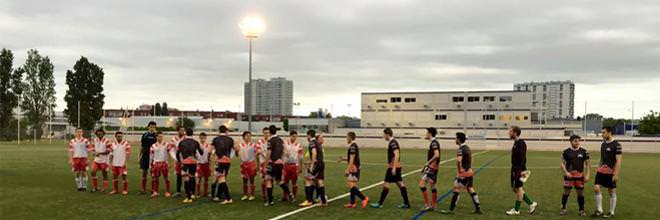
[347,142,360,168]
[600,140,622,168]
[269,135,285,161]
[140,131,157,155]
[212,135,234,160]
[457,144,472,171]
[511,139,527,172]
[308,139,324,165]
[387,139,400,164]
[177,138,202,163]
[562,147,590,172]
[427,139,440,166]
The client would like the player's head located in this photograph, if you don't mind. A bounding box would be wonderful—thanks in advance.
[455,132,467,145]
[601,126,614,140]
[199,132,207,142]
[509,125,521,139]
[75,128,83,138]
[346,131,356,143]
[176,126,186,136]
[268,125,278,136]
[289,130,298,142]
[115,131,124,141]
[156,131,164,142]
[262,127,270,138]
[242,131,252,142]
[569,134,581,148]
[185,127,194,136]
[147,121,157,132]
[307,129,316,140]
[95,129,105,138]
[218,125,228,134]
[425,127,437,140]
[383,127,393,140]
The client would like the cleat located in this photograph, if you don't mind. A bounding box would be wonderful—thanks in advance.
[560,209,568,216]
[212,197,221,202]
[264,201,275,207]
[440,210,455,215]
[299,200,313,207]
[421,206,434,212]
[139,191,147,195]
[108,190,118,195]
[81,188,87,192]
[319,203,328,207]
[344,203,357,208]
[182,198,192,204]
[473,209,483,214]
[506,208,521,216]
[248,196,255,201]
[220,199,233,205]
[150,193,159,198]
[591,211,604,218]
[529,202,538,215]
[122,190,128,195]
[398,203,411,209]
[164,192,172,198]
[172,192,181,197]
[578,210,587,217]
[241,195,249,201]
[603,212,614,218]
[361,197,369,208]
[91,188,98,193]
[370,203,383,208]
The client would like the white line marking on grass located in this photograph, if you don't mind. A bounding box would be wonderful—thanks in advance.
[267,151,491,220]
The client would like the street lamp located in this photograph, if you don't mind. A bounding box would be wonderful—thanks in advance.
[239,15,265,132]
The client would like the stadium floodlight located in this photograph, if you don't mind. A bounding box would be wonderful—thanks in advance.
[239,14,265,132]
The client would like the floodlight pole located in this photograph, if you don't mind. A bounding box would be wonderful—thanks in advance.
[248,37,253,132]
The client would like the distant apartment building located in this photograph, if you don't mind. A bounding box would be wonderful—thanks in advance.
[361,90,533,129]
[244,77,294,116]
[514,81,574,120]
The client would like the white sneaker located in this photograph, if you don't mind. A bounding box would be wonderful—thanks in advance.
[519,170,531,183]
[506,208,520,215]
[529,202,538,214]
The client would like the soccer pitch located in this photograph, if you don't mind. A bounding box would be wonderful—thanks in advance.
[1,141,658,220]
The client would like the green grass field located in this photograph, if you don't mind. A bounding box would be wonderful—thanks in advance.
[1,140,658,220]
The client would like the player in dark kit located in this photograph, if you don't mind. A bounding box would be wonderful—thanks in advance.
[440,132,482,214]
[264,125,293,206]
[299,129,328,207]
[506,126,538,216]
[370,128,410,209]
[210,125,237,204]
[560,135,590,216]
[337,131,368,208]
[138,121,157,194]
[176,128,203,203]
[592,127,622,218]
[418,127,440,211]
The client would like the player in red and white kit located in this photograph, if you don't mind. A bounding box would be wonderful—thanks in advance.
[196,132,212,197]
[239,131,258,200]
[108,131,131,195]
[68,128,91,191]
[282,130,303,201]
[150,131,172,198]
[257,127,270,200]
[168,126,187,197]
[91,129,112,192]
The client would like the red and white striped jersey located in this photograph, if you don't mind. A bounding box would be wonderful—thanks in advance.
[92,137,112,163]
[197,142,212,164]
[256,138,268,163]
[150,141,171,163]
[239,142,257,162]
[168,135,186,160]
[284,141,303,164]
[68,137,90,158]
[109,140,131,167]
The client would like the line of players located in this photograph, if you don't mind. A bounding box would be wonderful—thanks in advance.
[67,122,622,217]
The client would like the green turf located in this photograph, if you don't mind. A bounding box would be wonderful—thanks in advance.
[1,140,658,220]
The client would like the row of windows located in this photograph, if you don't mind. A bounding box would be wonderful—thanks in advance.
[453,96,511,102]
[376,97,417,103]
[434,114,528,121]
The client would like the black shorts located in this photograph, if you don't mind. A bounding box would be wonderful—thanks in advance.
[421,167,438,183]
[384,168,403,183]
[511,171,524,188]
[139,156,150,170]
[268,163,283,181]
[182,164,197,176]
[595,172,617,188]
[215,163,231,177]
[310,163,325,180]
[455,176,474,188]
[347,169,360,182]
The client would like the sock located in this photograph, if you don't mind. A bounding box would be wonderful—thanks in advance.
[196,180,201,195]
[141,176,147,191]
[176,175,182,193]
[523,193,534,205]
[165,178,171,193]
[292,185,298,197]
[450,192,459,211]
[261,183,266,199]
[203,178,209,195]
[250,184,256,196]
[185,180,191,199]
[400,186,410,205]
[191,178,197,196]
[470,192,481,211]
[242,178,249,195]
[514,200,522,211]
[113,179,119,192]
[420,187,429,206]
[82,176,88,189]
[305,186,313,202]
[75,176,80,189]
[561,194,569,209]
[595,192,603,212]
[318,187,327,203]
[122,179,128,191]
[378,187,389,205]
[609,193,617,214]
[267,187,274,203]
[102,180,108,191]
[280,183,291,196]
[152,179,158,193]
[223,182,232,200]
[353,187,366,200]
[92,177,98,189]
[578,195,585,211]
[315,185,321,200]
[350,187,356,204]
[211,182,218,198]
[431,189,438,207]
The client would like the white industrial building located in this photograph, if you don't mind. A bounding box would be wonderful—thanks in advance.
[244,77,294,116]
[514,80,575,119]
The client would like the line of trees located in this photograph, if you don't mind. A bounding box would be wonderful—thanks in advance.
[152,102,169,116]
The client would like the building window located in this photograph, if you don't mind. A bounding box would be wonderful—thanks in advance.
[404,97,416,103]
[452,96,464,102]
[499,96,512,102]
[515,115,526,121]
[434,114,448,120]
[468,96,480,102]
[533,86,537,92]
[482,114,495,120]
[390,97,402,103]
[499,115,512,121]
[376,99,387,103]
[483,96,495,102]
[543,85,547,92]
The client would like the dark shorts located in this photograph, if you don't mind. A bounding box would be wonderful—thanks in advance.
[347,169,360,182]
[267,163,284,181]
[215,163,231,177]
[595,172,616,188]
[384,167,403,183]
[310,163,325,180]
[182,164,197,177]
[139,156,150,170]
[564,172,585,189]
[455,176,474,188]
[511,171,524,188]
[421,167,438,183]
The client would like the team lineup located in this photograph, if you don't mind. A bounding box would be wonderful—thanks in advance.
[67,123,623,218]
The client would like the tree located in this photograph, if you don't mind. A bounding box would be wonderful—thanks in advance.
[175,117,195,129]
[64,57,105,131]
[154,103,162,116]
[19,49,56,139]
[0,48,24,141]
[162,102,169,116]
[639,110,660,135]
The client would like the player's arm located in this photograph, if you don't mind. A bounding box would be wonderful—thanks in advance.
[138,134,146,161]
[67,142,73,164]
[584,158,591,182]
[427,148,439,166]
[560,152,570,177]
[176,143,182,163]
[310,147,317,168]
[345,154,355,174]
[126,144,132,160]
[392,149,400,175]
[456,154,463,175]
[613,154,622,182]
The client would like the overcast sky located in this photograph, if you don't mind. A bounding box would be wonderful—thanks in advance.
[2,0,659,118]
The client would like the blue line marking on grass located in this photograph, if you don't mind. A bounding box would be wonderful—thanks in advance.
[126,201,211,220]
[410,153,505,220]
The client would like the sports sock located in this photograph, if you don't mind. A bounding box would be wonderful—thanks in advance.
[280,183,291,195]
[152,179,158,193]
[470,192,481,211]
[305,186,313,202]
[122,179,128,191]
[349,187,356,204]
[318,186,327,203]
[561,193,569,209]
[92,176,98,189]
[113,179,119,192]
[176,175,182,193]
[185,180,191,199]
[378,187,389,205]
[211,182,218,198]
[191,178,197,196]
[514,200,522,211]
[261,183,266,199]
[420,187,429,206]
[250,184,256,196]
[578,195,585,211]
[242,178,248,195]
[609,193,617,214]
[82,176,88,189]
[595,192,603,212]
[449,192,459,211]
[292,185,298,197]
[165,178,171,193]
[223,182,232,200]
[75,176,81,189]
[102,180,108,191]
[353,187,366,200]
[141,175,147,191]
[196,180,201,195]
[400,186,410,205]
[203,178,209,195]
[267,187,274,203]
[431,188,438,207]
[523,193,534,205]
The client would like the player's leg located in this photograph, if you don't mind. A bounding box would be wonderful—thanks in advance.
[248,172,256,200]
[560,187,571,215]
[345,181,357,208]
[442,180,462,214]
[593,182,604,216]
[277,165,292,202]
[467,180,481,213]
[163,166,171,197]
[91,163,99,191]
[395,171,410,208]
[291,166,299,199]
[576,188,586,216]
[121,168,128,195]
[151,167,160,197]
[371,168,393,208]
[419,178,430,210]
[299,177,314,207]
[101,165,109,192]
[316,179,327,205]
[141,168,148,194]
[175,162,182,196]
[195,172,201,197]
[281,166,291,201]
[110,167,119,194]
[605,187,617,218]
[80,160,88,191]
